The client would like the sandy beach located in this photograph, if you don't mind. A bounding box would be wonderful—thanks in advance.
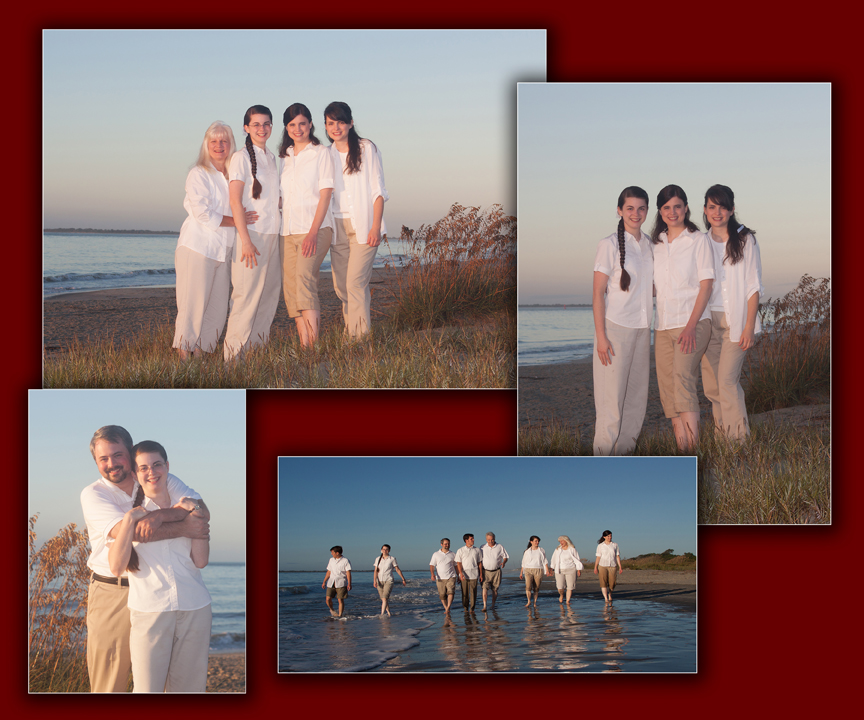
[519,354,830,435]
[43,267,401,354]
[207,652,245,692]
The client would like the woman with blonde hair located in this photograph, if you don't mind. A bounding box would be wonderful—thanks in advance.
[173,122,257,359]
[549,535,583,604]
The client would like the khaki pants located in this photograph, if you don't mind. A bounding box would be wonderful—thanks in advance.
[279,227,333,317]
[598,565,618,591]
[173,245,231,353]
[701,311,750,440]
[223,230,281,360]
[654,319,711,418]
[523,568,543,592]
[129,605,212,693]
[593,321,650,455]
[330,217,378,337]
[436,578,456,599]
[460,577,478,608]
[86,578,132,693]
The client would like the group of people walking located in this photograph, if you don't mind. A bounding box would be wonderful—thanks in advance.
[593,183,763,455]
[173,102,388,361]
[322,531,625,618]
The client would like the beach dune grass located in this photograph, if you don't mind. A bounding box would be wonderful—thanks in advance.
[43,204,516,389]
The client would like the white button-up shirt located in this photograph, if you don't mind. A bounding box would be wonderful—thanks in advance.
[80,474,200,577]
[550,546,583,572]
[594,230,654,329]
[178,166,235,262]
[454,545,483,579]
[280,143,335,237]
[229,144,280,235]
[480,542,509,571]
[373,555,399,584]
[521,547,549,571]
[330,139,389,244]
[708,233,764,343]
[429,550,458,580]
[653,228,715,331]
[325,556,352,588]
[128,485,211,613]
[595,542,620,567]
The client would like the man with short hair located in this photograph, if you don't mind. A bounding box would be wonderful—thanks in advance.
[80,425,208,693]
[322,546,352,617]
[480,531,509,610]
[455,533,483,610]
[429,538,458,613]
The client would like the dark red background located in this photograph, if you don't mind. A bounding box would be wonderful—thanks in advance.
[13,3,848,716]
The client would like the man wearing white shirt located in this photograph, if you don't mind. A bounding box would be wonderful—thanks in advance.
[454,533,484,611]
[322,546,352,617]
[429,538,458,613]
[480,532,509,610]
[80,425,208,693]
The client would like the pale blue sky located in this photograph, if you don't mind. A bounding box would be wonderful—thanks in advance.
[29,390,246,562]
[518,83,831,304]
[278,456,697,571]
[43,29,545,232]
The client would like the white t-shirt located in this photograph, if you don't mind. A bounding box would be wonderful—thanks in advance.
[279,143,335,236]
[594,230,654,329]
[521,547,548,570]
[596,542,620,568]
[653,227,715,331]
[374,555,399,584]
[429,550,458,580]
[325,556,352,588]
[480,543,509,571]
[454,545,483,579]
[550,546,583,572]
[228,143,280,235]
[707,233,764,342]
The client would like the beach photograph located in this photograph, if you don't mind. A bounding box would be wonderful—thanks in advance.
[42,29,545,389]
[278,456,697,673]
[28,390,246,692]
[517,83,830,524]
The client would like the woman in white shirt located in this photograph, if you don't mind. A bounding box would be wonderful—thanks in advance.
[651,185,715,451]
[549,535,583,605]
[277,103,335,346]
[701,184,764,440]
[324,102,389,338]
[372,544,407,616]
[592,186,653,455]
[519,536,549,608]
[109,441,211,693]
[594,530,623,604]
[173,122,257,360]
[223,105,282,361]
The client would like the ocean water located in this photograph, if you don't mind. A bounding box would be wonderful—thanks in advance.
[201,562,246,654]
[43,232,412,297]
[278,571,695,672]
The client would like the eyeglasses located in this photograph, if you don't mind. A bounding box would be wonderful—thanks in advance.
[248,122,272,130]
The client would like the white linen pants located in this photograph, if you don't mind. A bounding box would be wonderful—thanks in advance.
[129,604,212,693]
[330,217,378,337]
[173,245,231,353]
[223,230,281,360]
[592,320,650,455]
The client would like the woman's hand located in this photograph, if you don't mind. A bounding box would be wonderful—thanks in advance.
[241,240,260,268]
[367,226,382,247]
[594,567,599,575]
[596,334,614,366]
[175,497,198,512]
[245,209,259,226]
[577,571,581,577]
[739,326,756,350]
[127,506,148,522]
[301,231,317,258]
[677,324,698,354]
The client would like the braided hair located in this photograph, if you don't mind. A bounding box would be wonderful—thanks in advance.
[324,101,365,175]
[651,185,699,245]
[375,544,391,574]
[703,184,754,266]
[126,484,145,573]
[615,186,650,292]
[127,440,169,573]
[243,105,272,200]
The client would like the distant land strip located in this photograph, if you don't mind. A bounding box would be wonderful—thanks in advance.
[44,228,179,235]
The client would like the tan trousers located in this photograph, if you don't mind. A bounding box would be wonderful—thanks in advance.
[523,568,543,592]
[279,227,333,317]
[598,565,618,591]
[223,230,281,360]
[593,321,650,455]
[129,605,212,693]
[173,245,230,353]
[701,310,750,440]
[86,578,132,693]
[330,217,379,337]
[654,319,711,418]
[460,577,478,608]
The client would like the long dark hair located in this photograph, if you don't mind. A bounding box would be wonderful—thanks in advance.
[243,105,272,200]
[597,530,612,545]
[651,185,698,244]
[703,184,754,266]
[375,544,391,571]
[278,103,320,157]
[615,186,650,292]
[324,101,363,175]
[526,535,540,550]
